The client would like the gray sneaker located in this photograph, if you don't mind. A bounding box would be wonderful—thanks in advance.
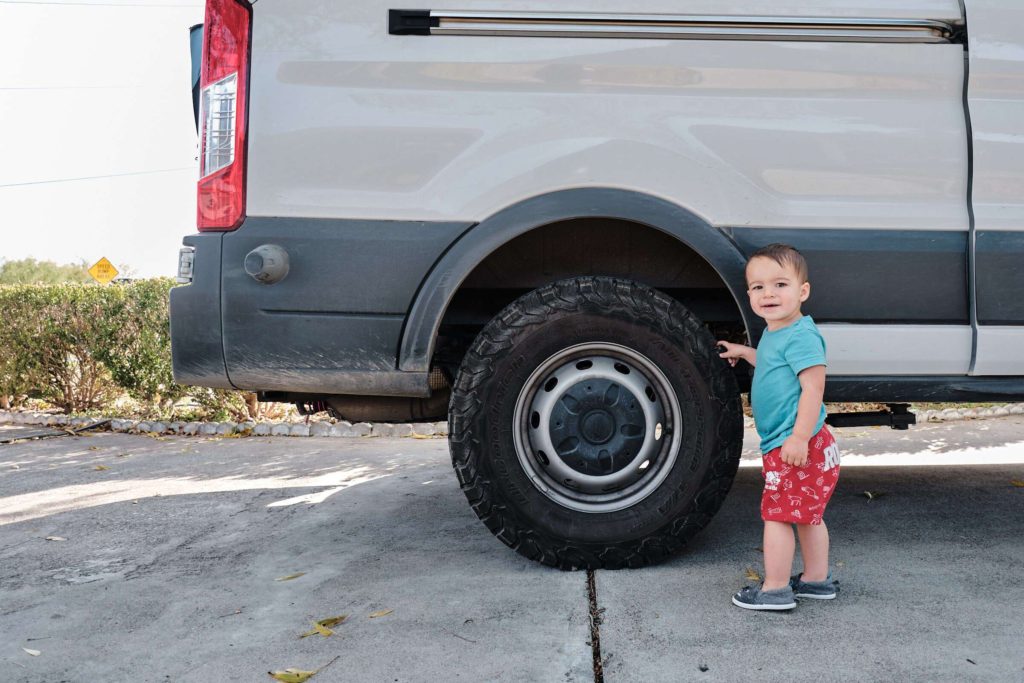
[789,573,839,600]
[732,585,797,611]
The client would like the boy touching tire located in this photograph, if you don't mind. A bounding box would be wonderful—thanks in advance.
[718,244,841,611]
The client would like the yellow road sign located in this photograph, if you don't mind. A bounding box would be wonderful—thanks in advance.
[88,257,119,285]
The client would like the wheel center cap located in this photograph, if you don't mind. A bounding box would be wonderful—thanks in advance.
[581,410,614,444]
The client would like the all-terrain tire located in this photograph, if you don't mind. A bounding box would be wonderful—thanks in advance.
[448,276,743,570]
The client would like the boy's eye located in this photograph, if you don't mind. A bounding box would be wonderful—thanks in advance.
[776,282,788,288]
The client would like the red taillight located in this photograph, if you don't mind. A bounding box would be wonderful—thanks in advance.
[197,0,252,231]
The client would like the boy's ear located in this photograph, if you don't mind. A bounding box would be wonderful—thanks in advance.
[799,281,810,302]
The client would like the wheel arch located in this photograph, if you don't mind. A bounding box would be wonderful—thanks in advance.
[399,187,756,372]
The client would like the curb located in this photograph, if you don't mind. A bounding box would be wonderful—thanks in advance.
[0,410,447,439]
[3,404,1023,439]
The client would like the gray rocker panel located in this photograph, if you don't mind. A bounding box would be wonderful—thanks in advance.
[976,231,1024,325]
[825,376,1024,402]
[728,227,969,324]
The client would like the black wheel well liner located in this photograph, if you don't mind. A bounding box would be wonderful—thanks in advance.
[398,188,757,372]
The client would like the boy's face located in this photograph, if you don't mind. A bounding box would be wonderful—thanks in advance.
[745,256,810,331]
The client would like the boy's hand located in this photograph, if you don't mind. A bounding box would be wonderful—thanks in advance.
[716,341,754,367]
[780,435,809,467]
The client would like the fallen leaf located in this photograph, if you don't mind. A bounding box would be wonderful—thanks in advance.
[116,453,131,458]
[966,658,977,665]
[744,567,761,582]
[275,572,305,582]
[368,609,393,618]
[23,648,40,656]
[863,491,886,501]
[268,669,317,683]
[753,547,764,553]
[93,465,109,471]
[1010,480,1024,488]
[88,446,100,451]
[268,656,339,682]
[316,616,347,628]
[299,615,347,638]
[45,536,67,542]
[411,434,431,440]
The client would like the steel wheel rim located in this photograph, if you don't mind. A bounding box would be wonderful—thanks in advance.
[512,342,683,513]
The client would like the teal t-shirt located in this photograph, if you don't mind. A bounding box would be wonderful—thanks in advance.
[751,315,827,454]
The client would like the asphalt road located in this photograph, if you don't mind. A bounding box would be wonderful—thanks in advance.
[1,417,1023,682]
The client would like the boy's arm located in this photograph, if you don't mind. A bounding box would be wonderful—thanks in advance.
[716,341,756,367]
[779,365,826,466]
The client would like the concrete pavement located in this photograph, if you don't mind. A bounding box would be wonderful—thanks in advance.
[1,418,1023,682]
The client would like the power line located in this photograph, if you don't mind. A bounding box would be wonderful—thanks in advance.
[0,166,195,189]
[0,1,201,7]
[0,86,170,90]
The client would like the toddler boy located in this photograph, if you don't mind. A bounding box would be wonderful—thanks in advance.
[718,243,840,611]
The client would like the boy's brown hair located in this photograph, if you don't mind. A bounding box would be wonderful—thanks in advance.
[747,243,809,283]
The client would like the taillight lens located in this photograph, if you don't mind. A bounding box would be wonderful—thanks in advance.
[197,0,252,231]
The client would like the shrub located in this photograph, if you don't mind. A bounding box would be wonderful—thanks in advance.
[0,288,48,408]
[0,280,298,420]
[94,279,185,412]
[0,280,182,414]
[0,284,118,412]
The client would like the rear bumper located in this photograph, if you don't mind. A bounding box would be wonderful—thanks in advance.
[170,234,234,389]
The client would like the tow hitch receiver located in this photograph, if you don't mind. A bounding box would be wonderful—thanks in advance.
[825,403,916,430]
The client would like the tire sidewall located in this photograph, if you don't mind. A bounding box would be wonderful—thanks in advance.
[460,279,737,548]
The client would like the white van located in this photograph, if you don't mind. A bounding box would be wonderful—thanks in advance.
[172,0,1024,568]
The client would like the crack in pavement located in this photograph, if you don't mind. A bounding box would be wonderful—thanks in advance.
[587,569,605,682]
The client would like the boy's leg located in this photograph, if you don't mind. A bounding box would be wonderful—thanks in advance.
[796,522,830,582]
[762,520,796,590]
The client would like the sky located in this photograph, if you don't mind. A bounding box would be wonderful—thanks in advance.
[1,0,204,278]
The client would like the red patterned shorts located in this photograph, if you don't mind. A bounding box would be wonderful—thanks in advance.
[761,425,840,525]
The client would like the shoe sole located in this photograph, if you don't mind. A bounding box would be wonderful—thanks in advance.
[731,597,797,610]
[794,592,836,600]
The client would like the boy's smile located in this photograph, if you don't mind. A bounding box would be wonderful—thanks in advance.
[746,256,810,331]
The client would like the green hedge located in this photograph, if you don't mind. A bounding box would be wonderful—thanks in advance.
[0,280,184,414]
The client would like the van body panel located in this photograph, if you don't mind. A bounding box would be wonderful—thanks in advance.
[172,0,1024,398]
[965,0,1024,373]
[246,1,968,231]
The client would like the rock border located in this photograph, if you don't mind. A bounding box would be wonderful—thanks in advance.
[0,410,447,439]
[2,404,1022,439]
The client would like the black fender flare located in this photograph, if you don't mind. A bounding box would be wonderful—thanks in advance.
[398,188,757,372]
